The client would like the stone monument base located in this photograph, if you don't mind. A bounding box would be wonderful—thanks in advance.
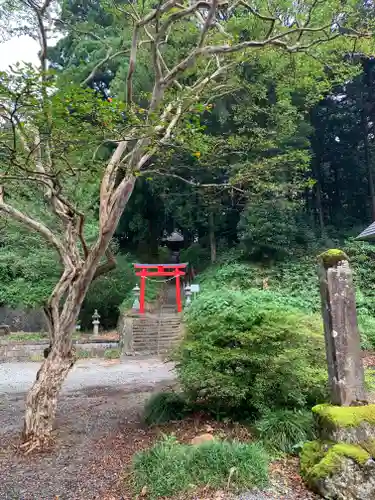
[300,404,375,500]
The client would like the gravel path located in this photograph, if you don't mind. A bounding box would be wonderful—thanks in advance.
[0,358,176,499]
[0,358,175,395]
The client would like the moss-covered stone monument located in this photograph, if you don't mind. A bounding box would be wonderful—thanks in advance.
[300,250,375,499]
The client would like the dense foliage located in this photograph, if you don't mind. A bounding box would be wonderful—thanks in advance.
[191,237,375,349]
[175,289,328,418]
[1,0,375,340]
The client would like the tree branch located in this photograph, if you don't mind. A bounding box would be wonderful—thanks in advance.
[126,24,139,105]
[139,170,246,193]
[198,0,219,48]
[92,249,116,280]
[0,186,66,259]
[230,0,276,22]
[81,49,130,87]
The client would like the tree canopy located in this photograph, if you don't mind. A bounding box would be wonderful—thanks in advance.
[0,0,375,448]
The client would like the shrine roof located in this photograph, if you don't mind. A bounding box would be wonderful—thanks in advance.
[356,222,375,241]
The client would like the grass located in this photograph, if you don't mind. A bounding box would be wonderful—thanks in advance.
[131,435,269,498]
[104,348,121,359]
[7,331,89,342]
[8,332,48,342]
[29,353,44,362]
[254,409,316,455]
[77,349,91,359]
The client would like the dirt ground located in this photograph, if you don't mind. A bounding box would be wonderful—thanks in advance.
[0,385,317,500]
[0,383,171,499]
[1,348,373,499]
[0,358,176,499]
[4,354,362,499]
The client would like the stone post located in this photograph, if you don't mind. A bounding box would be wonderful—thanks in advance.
[318,249,366,406]
[118,315,134,356]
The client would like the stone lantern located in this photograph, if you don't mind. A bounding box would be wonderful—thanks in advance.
[132,284,140,311]
[184,284,192,307]
[92,309,100,336]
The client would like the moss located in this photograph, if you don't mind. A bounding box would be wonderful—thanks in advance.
[313,404,375,428]
[318,249,349,268]
[300,440,370,483]
[365,369,375,392]
[312,444,369,480]
[360,439,375,457]
[300,441,326,479]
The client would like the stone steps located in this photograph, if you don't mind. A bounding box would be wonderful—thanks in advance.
[120,283,185,356]
[131,312,182,355]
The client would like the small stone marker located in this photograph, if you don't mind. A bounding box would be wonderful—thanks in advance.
[318,249,366,406]
[0,324,10,336]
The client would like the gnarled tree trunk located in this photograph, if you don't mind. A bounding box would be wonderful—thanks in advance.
[22,278,94,448]
[21,176,136,450]
[22,340,75,449]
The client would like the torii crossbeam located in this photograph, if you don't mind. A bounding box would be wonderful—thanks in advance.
[133,263,187,313]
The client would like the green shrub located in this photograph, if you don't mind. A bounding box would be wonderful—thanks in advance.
[180,243,211,272]
[143,392,189,425]
[365,368,375,392]
[131,435,269,498]
[266,258,320,313]
[254,409,316,454]
[175,289,328,418]
[358,314,375,350]
[344,239,375,318]
[0,225,60,307]
[195,259,320,313]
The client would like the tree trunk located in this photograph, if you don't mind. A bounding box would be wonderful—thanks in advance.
[208,211,216,264]
[315,178,325,237]
[22,339,75,449]
[21,174,136,451]
[362,108,375,220]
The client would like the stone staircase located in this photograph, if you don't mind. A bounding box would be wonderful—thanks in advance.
[131,312,183,355]
[121,283,184,356]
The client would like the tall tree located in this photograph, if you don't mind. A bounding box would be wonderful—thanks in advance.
[0,0,372,450]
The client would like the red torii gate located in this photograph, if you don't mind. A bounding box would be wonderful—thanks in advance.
[133,263,187,314]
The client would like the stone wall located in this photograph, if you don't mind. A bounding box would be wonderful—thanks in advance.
[0,339,119,362]
[0,306,47,332]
